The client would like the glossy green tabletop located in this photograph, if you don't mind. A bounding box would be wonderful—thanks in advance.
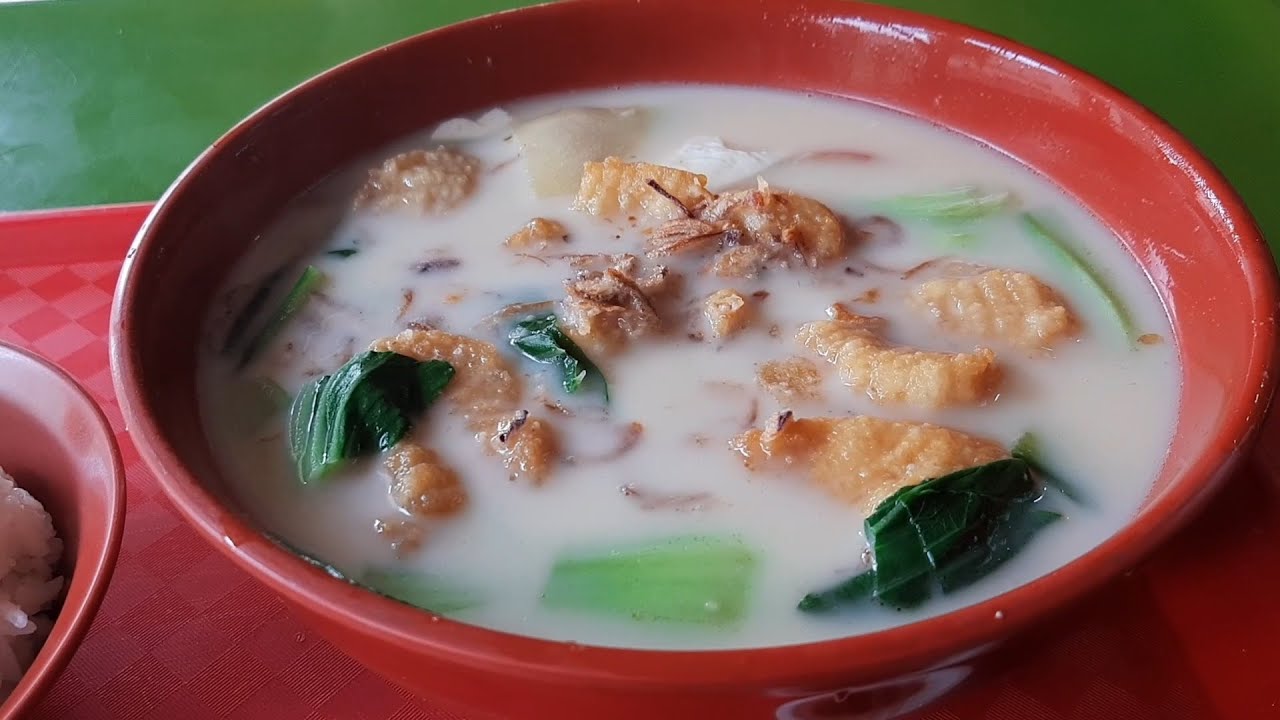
[2,0,1277,250]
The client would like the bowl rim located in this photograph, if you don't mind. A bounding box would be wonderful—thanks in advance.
[0,341,127,717]
[110,0,1280,689]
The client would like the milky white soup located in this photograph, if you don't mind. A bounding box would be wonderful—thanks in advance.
[199,85,1177,650]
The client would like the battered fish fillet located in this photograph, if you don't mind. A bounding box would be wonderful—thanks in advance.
[731,413,1008,514]
[371,328,522,425]
[700,182,846,268]
[704,289,753,338]
[573,157,712,222]
[911,268,1079,350]
[483,411,559,485]
[506,217,569,251]
[560,268,661,355]
[756,357,823,402]
[353,148,479,214]
[373,330,563,484]
[797,310,1002,408]
[386,441,468,517]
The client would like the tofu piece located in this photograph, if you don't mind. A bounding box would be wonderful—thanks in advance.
[573,157,712,222]
[386,442,467,517]
[911,268,1079,350]
[757,357,823,402]
[797,309,1002,408]
[703,289,753,338]
[353,148,479,214]
[506,217,569,251]
[731,413,1008,514]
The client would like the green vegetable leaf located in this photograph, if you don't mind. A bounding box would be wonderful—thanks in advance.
[508,312,608,400]
[287,351,454,483]
[326,248,359,258]
[238,265,326,369]
[361,568,484,614]
[542,534,758,627]
[881,187,1012,223]
[1020,212,1135,341]
[799,458,1059,613]
[1012,431,1090,505]
[797,568,877,612]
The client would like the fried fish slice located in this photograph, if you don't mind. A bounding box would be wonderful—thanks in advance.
[700,180,847,267]
[572,157,712,222]
[371,328,522,425]
[911,268,1079,350]
[506,217,569,251]
[756,357,823,402]
[731,413,1008,514]
[703,288,753,338]
[560,268,661,355]
[353,148,479,214]
[797,308,1001,408]
[483,410,559,485]
[387,441,468,517]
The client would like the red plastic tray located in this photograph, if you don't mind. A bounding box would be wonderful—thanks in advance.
[2,205,1277,719]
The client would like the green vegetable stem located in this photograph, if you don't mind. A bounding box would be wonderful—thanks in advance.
[238,265,326,369]
[1020,211,1136,342]
[542,534,758,626]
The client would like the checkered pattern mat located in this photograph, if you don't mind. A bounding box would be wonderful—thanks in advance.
[2,205,1277,719]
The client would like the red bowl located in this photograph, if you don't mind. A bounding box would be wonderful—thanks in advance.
[109,0,1279,717]
[0,342,126,720]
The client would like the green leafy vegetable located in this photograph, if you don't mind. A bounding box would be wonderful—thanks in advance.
[221,267,286,354]
[542,534,758,626]
[881,187,1012,223]
[361,568,484,614]
[798,458,1060,612]
[1020,212,1135,340]
[238,265,326,369]
[288,351,454,483]
[508,312,608,400]
[326,248,359,258]
[1012,431,1089,505]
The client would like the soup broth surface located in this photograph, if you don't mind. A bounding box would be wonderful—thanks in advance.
[200,85,1178,650]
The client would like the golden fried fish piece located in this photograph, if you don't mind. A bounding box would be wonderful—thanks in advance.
[573,157,712,222]
[506,217,569,251]
[353,148,479,214]
[731,413,1008,514]
[371,328,521,425]
[911,268,1079,350]
[703,288,753,338]
[757,358,823,402]
[797,308,1002,408]
[387,441,468,517]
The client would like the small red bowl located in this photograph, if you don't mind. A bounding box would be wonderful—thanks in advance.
[110,0,1279,717]
[0,342,126,720]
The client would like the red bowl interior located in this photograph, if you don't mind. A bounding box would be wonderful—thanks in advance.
[110,0,1278,692]
[0,343,126,719]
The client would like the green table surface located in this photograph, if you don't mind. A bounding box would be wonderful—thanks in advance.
[2,0,1278,251]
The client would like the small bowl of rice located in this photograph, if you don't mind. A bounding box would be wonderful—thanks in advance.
[0,342,125,718]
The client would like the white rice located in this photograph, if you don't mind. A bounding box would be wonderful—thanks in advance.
[0,466,63,702]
